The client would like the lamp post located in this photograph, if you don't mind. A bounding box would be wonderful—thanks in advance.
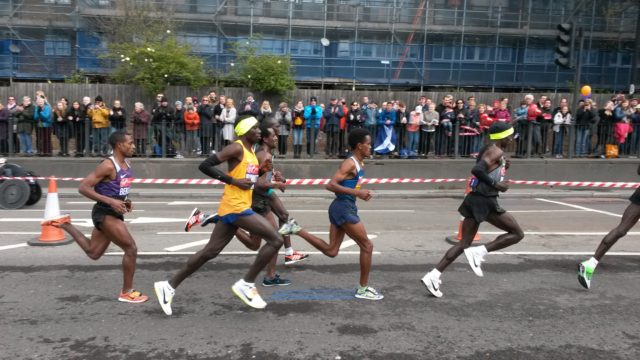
[320,37,330,90]
[381,60,390,92]
[9,43,20,86]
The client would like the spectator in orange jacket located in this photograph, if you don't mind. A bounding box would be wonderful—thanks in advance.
[184,105,200,157]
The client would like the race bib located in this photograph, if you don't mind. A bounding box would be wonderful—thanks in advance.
[119,177,132,196]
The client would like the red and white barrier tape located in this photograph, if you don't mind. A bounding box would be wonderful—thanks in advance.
[0,176,467,185]
[1,176,639,188]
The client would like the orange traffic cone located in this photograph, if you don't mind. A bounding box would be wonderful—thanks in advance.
[28,177,73,246]
[445,178,481,244]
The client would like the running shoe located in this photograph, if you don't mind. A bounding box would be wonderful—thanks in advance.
[578,261,594,289]
[154,280,175,315]
[354,286,384,301]
[201,213,219,227]
[184,208,202,232]
[464,247,485,277]
[232,280,267,309]
[41,214,71,227]
[278,218,302,235]
[421,271,443,298]
[262,274,292,287]
[284,251,310,266]
[118,289,149,304]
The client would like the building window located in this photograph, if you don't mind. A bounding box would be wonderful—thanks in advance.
[290,41,320,56]
[44,37,71,56]
[523,48,553,64]
[462,46,490,62]
[495,47,512,62]
[44,0,71,4]
[583,50,599,66]
[431,45,456,61]
[337,41,351,58]
[177,35,218,54]
[607,52,631,67]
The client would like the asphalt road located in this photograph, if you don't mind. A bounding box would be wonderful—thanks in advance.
[2,195,640,359]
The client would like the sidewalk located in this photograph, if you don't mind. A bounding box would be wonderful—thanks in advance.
[53,187,634,200]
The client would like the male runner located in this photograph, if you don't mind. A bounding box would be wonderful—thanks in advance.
[281,128,384,300]
[421,121,524,298]
[185,122,309,266]
[41,130,148,303]
[578,163,640,289]
[154,116,284,315]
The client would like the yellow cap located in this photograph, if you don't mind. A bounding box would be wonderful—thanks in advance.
[235,117,259,137]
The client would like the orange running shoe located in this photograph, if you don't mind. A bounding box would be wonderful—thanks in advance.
[118,289,149,304]
[41,214,71,227]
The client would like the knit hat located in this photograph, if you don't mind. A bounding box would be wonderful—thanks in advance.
[415,105,422,113]
[488,121,514,140]
[175,100,183,107]
[94,95,103,102]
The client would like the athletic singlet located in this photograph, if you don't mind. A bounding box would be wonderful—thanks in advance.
[218,140,259,216]
[469,145,506,197]
[94,156,133,199]
[335,156,364,202]
[252,151,273,201]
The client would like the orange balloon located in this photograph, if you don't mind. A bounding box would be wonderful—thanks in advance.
[581,85,592,96]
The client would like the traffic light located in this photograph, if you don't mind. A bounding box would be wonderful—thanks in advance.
[554,23,573,69]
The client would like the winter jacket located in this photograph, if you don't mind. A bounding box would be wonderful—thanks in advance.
[88,105,110,129]
[34,103,53,128]
[183,111,200,131]
[15,104,35,133]
[131,110,150,139]
[304,105,322,129]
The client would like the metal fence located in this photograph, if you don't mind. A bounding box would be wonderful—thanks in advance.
[0,83,631,159]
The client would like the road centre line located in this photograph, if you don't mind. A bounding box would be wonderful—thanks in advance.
[535,198,623,218]
[105,251,380,256]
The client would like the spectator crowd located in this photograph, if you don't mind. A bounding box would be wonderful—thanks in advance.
[1,90,639,159]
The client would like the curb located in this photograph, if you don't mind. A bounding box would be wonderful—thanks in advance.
[51,189,634,200]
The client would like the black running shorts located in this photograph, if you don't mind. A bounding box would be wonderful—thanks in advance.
[251,194,271,215]
[630,187,640,205]
[91,202,124,231]
[458,193,506,223]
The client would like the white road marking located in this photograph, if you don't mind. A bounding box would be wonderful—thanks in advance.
[0,232,40,235]
[508,210,585,213]
[163,235,378,252]
[340,240,357,249]
[165,239,209,252]
[480,231,640,236]
[493,251,640,256]
[128,217,186,224]
[535,198,623,218]
[288,210,415,213]
[167,201,219,206]
[157,231,332,235]
[66,201,168,204]
[0,209,144,212]
[105,251,381,256]
[0,243,28,251]
[0,218,92,222]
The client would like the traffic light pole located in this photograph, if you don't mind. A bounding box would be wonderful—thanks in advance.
[568,27,584,160]
[572,28,585,110]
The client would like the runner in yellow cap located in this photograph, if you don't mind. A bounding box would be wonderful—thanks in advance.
[421,121,525,298]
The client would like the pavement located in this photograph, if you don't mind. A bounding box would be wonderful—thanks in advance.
[2,195,640,359]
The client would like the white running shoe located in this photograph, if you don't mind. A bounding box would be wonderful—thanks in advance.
[154,281,175,316]
[464,247,485,277]
[278,219,301,235]
[421,271,443,298]
[231,280,267,309]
